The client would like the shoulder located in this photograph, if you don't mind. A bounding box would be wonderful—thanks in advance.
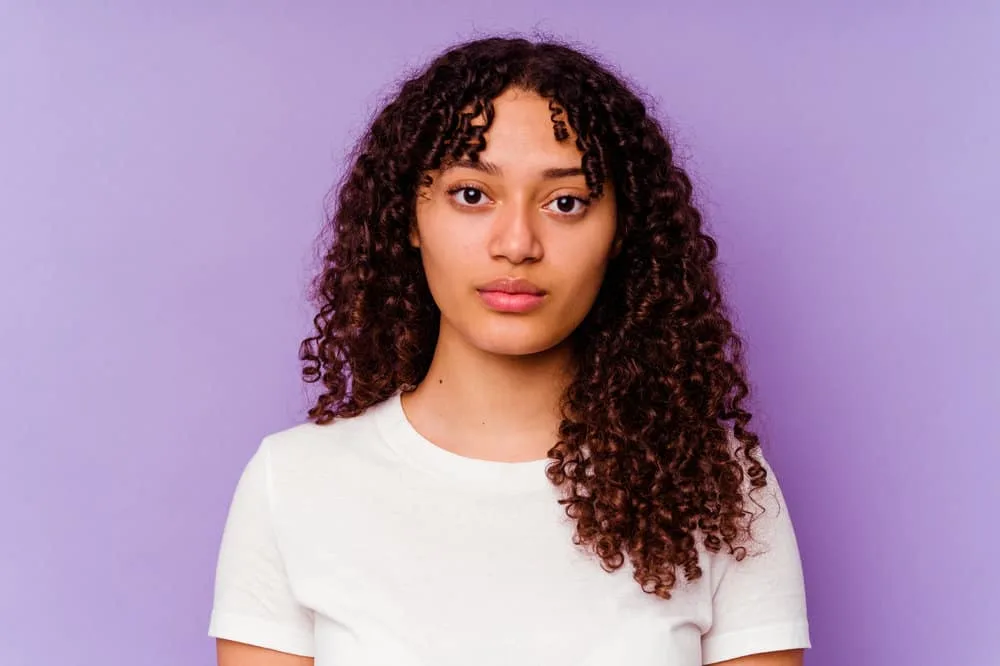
[262,399,392,461]
[698,430,802,575]
[724,429,791,532]
[703,438,805,587]
[255,398,398,498]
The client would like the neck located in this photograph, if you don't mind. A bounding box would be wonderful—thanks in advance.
[401,322,573,462]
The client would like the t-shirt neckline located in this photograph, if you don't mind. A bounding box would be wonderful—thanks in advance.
[373,391,554,495]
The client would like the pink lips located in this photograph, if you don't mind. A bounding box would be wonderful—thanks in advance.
[476,277,546,313]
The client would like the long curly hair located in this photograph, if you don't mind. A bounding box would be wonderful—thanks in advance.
[300,36,768,600]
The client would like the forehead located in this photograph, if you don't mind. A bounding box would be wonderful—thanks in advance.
[466,88,583,167]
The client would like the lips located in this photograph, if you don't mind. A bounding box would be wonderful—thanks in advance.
[476,277,546,313]
[476,277,545,296]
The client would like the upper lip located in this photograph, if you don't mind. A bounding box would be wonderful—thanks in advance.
[477,277,545,295]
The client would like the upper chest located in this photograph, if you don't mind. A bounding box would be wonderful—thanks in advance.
[274,462,715,665]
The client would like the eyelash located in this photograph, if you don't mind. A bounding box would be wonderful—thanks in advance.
[444,184,591,217]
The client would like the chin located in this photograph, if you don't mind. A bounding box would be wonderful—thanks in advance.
[469,320,574,358]
[476,339,559,357]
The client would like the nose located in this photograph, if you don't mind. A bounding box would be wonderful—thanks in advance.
[487,201,544,265]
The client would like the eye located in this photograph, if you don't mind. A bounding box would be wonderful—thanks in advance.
[544,195,589,216]
[446,185,492,207]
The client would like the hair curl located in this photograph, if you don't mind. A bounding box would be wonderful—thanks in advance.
[300,36,768,600]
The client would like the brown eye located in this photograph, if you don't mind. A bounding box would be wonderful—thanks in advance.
[556,196,576,213]
[461,188,483,205]
[447,186,491,207]
[545,195,588,216]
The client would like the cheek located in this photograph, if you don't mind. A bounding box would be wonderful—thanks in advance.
[417,223,480,299]
[557,230,616,290]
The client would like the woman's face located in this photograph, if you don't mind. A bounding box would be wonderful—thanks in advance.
[413,87,618,357]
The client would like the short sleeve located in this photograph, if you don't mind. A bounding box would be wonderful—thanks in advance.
[701,454,811,664]
[208,438,315,657]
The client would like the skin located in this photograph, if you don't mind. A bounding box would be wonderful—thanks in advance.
[217,641,312,666]
[217,88,804,666]
[401,87,618,463]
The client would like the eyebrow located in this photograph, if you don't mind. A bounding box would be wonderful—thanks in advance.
[442,159,585,180]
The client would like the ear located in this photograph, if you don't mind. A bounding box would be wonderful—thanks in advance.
[409,222,421,248]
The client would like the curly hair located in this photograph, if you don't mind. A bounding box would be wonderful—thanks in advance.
[300,36,768,600]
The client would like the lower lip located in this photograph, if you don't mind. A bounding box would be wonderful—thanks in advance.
[477,290,546,313]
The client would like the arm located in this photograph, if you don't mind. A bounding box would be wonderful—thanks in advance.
[209,439,317,659]
[713,648,804,666]
[701,451,811,665]
[217,639,314,666]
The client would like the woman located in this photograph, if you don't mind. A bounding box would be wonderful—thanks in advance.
[209,36,810,666]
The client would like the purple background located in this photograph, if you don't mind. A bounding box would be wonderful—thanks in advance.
[2,2,997,665]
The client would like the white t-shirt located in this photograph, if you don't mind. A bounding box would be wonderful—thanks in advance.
[209,392,810,665]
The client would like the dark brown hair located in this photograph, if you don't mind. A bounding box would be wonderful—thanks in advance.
[300,36,768,599]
